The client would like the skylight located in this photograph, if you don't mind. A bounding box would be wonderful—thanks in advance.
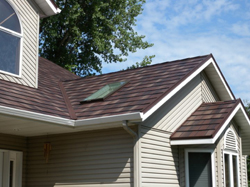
[81,81,127,103]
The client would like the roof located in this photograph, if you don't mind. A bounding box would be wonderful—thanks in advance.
[62,54,212,120]
[170,100,241,140]
[0,57,78,119]
[0,54,235,123]
[34,0,61,17]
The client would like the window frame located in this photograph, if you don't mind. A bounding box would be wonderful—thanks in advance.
[185,148,216,187]
[223,151,240,187]
[0,149,22,187]
[0,0,23,77]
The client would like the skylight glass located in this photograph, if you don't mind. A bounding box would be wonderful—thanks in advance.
[82,81,127,102]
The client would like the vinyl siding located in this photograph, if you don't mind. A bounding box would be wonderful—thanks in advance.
[241,155,248,187]
[142,72,219,133]
[0,133,27,186]
[26,127,134,187]
[140,126,179,187]
[1,0,39,88]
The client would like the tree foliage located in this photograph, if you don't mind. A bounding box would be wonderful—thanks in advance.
[39,0,153,76]
[125,55,155,70]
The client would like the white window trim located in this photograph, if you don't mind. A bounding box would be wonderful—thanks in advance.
[185,148,216,187]
[0,0,23,78]
[223,150,240,187]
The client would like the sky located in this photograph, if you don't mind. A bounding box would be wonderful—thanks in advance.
[102,0,250,101]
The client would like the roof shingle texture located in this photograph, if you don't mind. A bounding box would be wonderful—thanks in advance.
[170,100,240,140]
[63,54,211,119]
[0,54,211,120]
[0,57,78,119]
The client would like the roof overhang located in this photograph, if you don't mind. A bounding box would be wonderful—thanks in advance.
[33,0,61,17]
[141,56,235,121]
[170,102,250,154]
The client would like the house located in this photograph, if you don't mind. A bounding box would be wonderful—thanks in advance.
[0,0,249,187]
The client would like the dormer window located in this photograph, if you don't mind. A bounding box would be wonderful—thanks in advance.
[0,0,22,76]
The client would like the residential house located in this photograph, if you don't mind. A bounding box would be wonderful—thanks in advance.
[0,0,249,187]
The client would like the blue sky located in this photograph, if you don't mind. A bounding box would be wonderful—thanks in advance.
[102,0,250,101]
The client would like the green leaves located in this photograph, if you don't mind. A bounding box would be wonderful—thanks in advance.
[39,0,153,76]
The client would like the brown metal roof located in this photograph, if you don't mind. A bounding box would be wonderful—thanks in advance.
[0,54,216,120]
[62,54,212,120]
[170,100,240,140]
[0,57,78,119]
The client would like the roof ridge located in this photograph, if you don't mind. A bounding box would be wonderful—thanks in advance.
[62,54,212,83]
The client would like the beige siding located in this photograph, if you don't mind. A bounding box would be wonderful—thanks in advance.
[140,126,179,187]
[143,72,219,133]
[0,133,27,186]
[1,0,39,88]
[242,155,248,187]
[26,127,134,187]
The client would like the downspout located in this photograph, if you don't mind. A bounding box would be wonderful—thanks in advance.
[122,120,140,187]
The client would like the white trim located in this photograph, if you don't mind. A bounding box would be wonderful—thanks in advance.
[45,0,61,14]
[74,112,142,127]
[185,148,216,187]
[0,105,75,127]
[171,103,242,145]
[141,57,234,121]
[223,150,240,187]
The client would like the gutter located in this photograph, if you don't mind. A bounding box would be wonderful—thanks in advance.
[0,105,143,128]
[122,121,140,187]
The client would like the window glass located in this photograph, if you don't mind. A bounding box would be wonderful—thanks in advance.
[82,81,127,102]
[9,160,14,187]
[233,155,238,187]
[225,154,230,187]
[0,31,20,74]
[188,152,212,187]
[0,0,21,33]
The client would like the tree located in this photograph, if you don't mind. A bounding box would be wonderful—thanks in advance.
[39,0,153,76]
[125,55,155,70]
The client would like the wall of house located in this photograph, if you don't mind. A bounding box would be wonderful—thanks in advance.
[139,126,179,187]
[139,72,220,186]
[0,133,27,186]
[1,0,39,88]
[26,127,134,187]
[177,122,248,187]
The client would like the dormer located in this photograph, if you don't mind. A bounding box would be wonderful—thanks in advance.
[0,0,60,88]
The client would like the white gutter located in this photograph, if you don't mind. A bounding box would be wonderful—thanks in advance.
[122,121,140,187]
[0,105,142,128]
[0,105,74,126]
[45,0,61,14]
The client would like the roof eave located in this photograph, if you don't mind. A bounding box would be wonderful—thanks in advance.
[34,0,61,17]
[170,102,250,146]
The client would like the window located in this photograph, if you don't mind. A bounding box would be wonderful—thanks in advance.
[0,149,22,187]
[224,128,239,187]
[185,149,215,187]
[81,81,128,103]
[224,152,239,187]
[0,0,22,76]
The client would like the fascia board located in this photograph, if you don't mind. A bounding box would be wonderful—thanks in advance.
[141,57,234,122]
[74,112,143,127]
[171,103,248,145]
[45,0,61,14]
[0,105,74,127]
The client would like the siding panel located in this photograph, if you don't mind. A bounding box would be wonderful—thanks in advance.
[26,127,134,187]
[140,127,179,187]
